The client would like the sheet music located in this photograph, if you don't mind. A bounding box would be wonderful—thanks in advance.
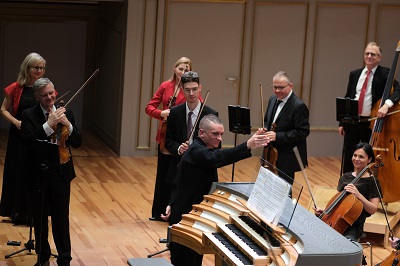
[247,167,290,225]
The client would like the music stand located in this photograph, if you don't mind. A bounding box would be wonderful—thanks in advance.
[336,97,359,176]
[228,105,251,182]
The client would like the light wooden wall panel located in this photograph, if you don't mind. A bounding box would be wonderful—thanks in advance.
[160,0,247,146]
[307,3,369,156]
[249,2,309,129]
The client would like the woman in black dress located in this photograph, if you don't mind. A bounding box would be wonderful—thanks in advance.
[314,142,382,242]
[0,52,46,225]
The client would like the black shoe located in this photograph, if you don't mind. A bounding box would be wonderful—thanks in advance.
[34,261,50,266]
[149,216,168,222]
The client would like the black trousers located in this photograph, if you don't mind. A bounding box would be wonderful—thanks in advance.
[169,242,203,266]
[342,121,372,173]
[33,166,72,266]
[151,145,172,218]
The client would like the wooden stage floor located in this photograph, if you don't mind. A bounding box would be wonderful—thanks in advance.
[0,130,399,265]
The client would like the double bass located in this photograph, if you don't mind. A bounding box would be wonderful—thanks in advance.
[318,156,383,234]
[369,41,400,203]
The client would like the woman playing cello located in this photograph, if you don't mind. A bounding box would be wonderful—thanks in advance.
[314,143,382,242]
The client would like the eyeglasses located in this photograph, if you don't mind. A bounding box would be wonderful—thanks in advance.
[183,87,199,94]
[271,84,290,91]
[32,66,45,71]
[364,52,379,57]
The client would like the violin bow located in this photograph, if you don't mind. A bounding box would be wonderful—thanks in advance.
[293,146,317,209]
[260,83,265,128]
[56,91,71,103]
[188,90,210,141]
[64,68,100,108]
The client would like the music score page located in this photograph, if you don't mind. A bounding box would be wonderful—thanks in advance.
[247,167,291,225]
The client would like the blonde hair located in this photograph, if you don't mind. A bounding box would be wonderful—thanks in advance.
[171,57,192,81]
[17,52,46,86]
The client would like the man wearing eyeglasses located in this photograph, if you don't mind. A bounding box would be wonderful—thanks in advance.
[263,71,310,184]
[339,42,400,174]
[163,71,218,207]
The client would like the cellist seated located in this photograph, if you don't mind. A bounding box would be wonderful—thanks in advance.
[313,143,382,242]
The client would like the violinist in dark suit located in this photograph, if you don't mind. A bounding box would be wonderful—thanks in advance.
[339,42,400,174]
[163,71,218,187]
[263,71,310,184]
[21,78,82,266]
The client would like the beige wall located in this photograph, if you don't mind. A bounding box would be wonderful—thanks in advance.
[1,0,399,157]
[121,0,400,157]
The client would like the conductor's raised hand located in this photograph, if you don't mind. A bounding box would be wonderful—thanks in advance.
[246,128,270,149]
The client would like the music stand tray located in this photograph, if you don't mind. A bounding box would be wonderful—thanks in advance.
[336,97,359,123]
[228,105,251,135]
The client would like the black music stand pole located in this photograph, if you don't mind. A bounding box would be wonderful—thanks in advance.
[228,105,251,182]
[147,226,171,257]
[5,219,35,258]
[336,97,359,177]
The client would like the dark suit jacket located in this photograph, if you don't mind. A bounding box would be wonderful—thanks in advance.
[264,92,310,174]
[169,137,251,225]
[165,102,218,184]
[21,104,82,182]
[339,65,400,126]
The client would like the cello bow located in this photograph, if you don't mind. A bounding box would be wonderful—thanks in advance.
[293,146,317,209]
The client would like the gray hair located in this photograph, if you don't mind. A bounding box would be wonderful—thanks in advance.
[366,41,382,55]
[199,114,222,131]
[273,71,291,83]
[33,78,53,94]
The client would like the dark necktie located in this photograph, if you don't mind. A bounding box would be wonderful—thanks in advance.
[358,70,371,115]
[271,100,282,122]
[187,111,193,139]
[45,112,49,121]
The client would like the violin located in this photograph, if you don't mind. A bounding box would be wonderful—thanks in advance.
[159,69,187,155]
[51,68,99,164]
[319,156,383,234]
[379,239,400,266]
[51,100,70,164]
[259,83,278,173]
[261,123,278,174]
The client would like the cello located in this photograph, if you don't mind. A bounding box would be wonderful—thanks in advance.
[369,41,400,203]
[318,156,383,234]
